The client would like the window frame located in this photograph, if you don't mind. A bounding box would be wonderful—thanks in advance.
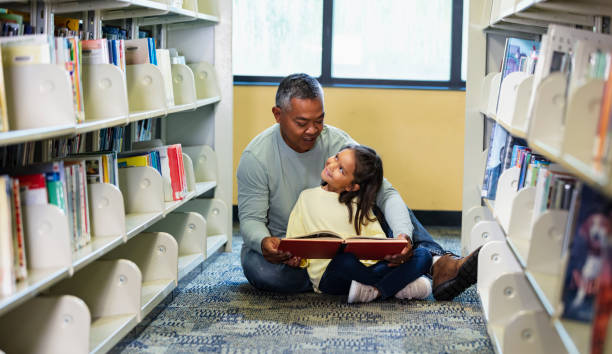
[233,0,465,90]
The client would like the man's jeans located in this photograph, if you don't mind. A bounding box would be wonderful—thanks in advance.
[318,248,432,299]
[240,245,312,293]
[240,207,446,293]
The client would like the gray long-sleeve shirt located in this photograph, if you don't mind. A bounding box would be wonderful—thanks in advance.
[237,124,414,254]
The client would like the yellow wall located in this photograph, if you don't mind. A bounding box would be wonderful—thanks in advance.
[233,85,466,211]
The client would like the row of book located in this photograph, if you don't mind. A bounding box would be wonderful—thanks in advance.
[0,141,189,295]
[0,119,157,169]
[0,159,95,295]
[491,25,612,175]
[483,124,612,352]
[0,30,180,133]
[482,122,579,215]
[485,24,612,353]
[119,143,188,201]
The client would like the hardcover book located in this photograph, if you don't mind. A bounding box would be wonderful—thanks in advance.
[496,37,540,112]
[561,184,612,322]
[279,231,408,260]
[482,123,509,200]
[591,228,612,354]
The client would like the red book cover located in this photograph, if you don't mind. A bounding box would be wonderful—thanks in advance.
[279,232,407,260]
[591,228,612,354]
[175,145,187,195]
[16,174,47,205]
[166,145,183,201]
[10,178,26,281]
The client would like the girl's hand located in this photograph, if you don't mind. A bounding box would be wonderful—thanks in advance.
[261,236,292,264]
[384,233,413,267]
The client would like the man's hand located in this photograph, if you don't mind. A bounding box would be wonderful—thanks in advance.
[383,233,413,267]
[261,236,299,265]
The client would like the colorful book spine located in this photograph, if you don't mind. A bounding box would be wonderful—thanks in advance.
[45,171,66,213]
[10,178,26,281]
[0,176,15,296]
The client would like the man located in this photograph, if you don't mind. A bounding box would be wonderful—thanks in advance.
[237,73,479,300]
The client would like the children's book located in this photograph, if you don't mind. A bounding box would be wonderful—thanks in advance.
[81,39,109,65]
[496,37,540,112]
[9,178,26,281]
[279,231,408,260]
[482,123,509,200]
[561,184,612,322]
[0,175,15,296]
[591,226,612,354]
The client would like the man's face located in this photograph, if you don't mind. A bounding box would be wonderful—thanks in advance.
[273,97,324,153]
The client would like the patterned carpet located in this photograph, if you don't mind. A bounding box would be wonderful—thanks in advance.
[111,226,493,353]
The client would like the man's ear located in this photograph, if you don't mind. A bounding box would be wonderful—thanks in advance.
[347,183,360,192]
[272,106,282,123]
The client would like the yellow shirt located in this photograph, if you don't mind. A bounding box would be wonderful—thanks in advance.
[286,186,386,292]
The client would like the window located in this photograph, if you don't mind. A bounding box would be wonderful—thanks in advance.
[233,0,465,89]
[232,0,323,78]
[332,0,452,81]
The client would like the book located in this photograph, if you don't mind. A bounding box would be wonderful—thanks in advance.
[0,35,51,66]
[279,231,408,260]
[594,52,612,172]
[81,39,109,65]
[58,37,84,123]
[0,42,8,133]
[64,160,90,249]
[0,176,15,296]
[16,173,47,205]
[9,178,26,281]
[482,123,509,200]
[156,49,174,107]
[117,154,149,168]
[528,25,612,124]
[591,224,612,354]
[496,37,540,112]
[561,185,612,322]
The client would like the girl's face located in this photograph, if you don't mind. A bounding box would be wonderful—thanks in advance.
[321,149,360,193]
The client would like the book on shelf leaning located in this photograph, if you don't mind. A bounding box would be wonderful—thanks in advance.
[561,184,612,323]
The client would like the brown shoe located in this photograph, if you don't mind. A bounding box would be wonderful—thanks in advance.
[432,246,482,301]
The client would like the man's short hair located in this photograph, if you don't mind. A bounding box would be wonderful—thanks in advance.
[275,73,323,110]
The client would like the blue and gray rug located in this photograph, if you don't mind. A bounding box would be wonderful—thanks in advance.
[112,227,493,353]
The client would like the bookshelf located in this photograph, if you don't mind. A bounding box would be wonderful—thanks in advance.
[0,0,232,353]
[463,1,612,353]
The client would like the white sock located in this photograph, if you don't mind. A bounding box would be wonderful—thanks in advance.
[428,255,442,274]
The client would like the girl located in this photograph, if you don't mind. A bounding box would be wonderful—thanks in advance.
[286,144,432,303]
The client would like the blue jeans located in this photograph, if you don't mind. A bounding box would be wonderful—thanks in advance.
[240,206,447,293]
[240,245,313,293]
[318,248,432,299]
[377,207,447,256]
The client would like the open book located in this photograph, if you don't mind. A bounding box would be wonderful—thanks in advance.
[279,231,408,260]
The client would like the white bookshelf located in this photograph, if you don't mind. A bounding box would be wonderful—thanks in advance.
[463,1,612,353]
[0,0,232,352]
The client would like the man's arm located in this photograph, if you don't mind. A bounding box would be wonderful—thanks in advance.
[237,151,272,254]
[376,178,414,240]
